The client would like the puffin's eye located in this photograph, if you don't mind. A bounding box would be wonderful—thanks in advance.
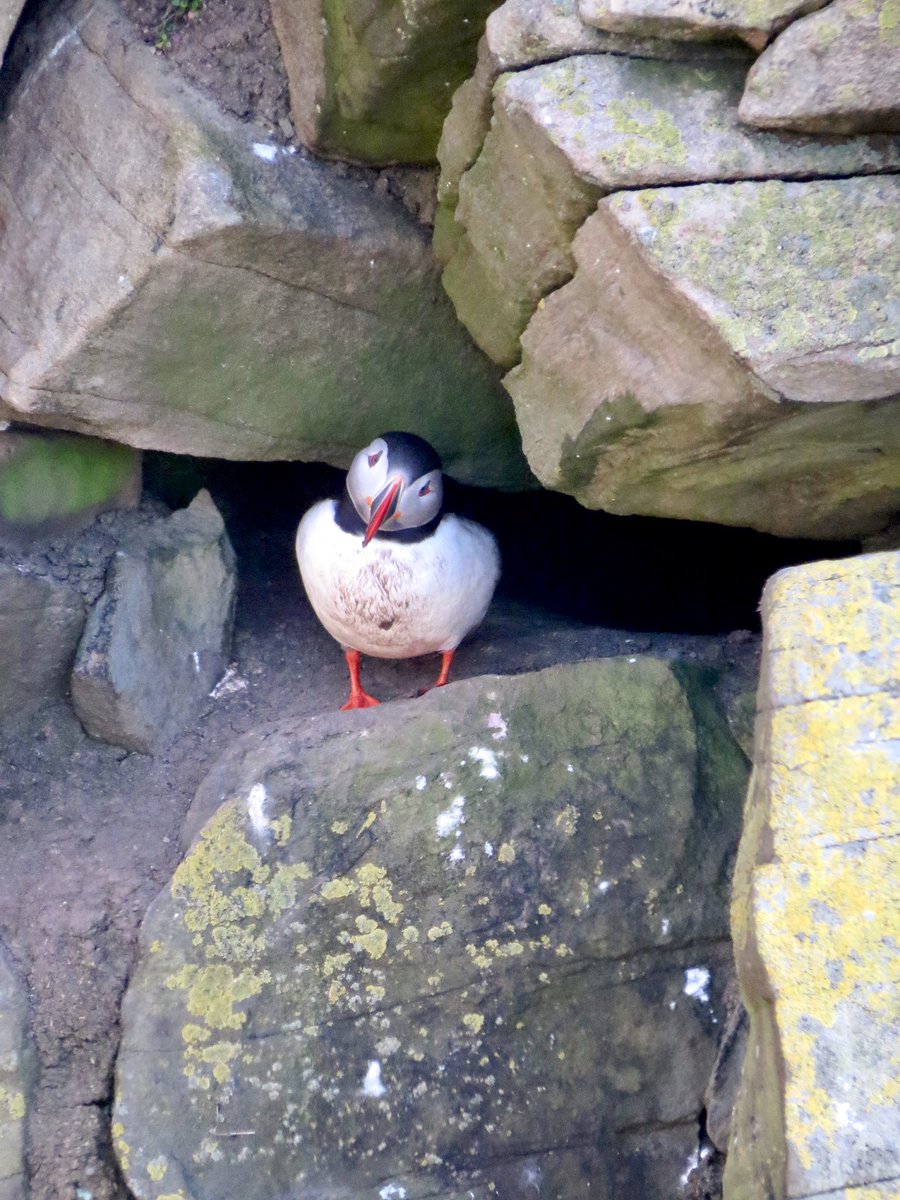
[368,451,382,468]
[418,482,431,497]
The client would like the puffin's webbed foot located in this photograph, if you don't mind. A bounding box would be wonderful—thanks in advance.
[342,692,380,710]
[341,649,380,711]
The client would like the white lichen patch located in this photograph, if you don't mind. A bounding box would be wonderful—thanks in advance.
[684,966,711,1003]
[436,796,465,838]
[468,746,500,780]
[361,1060,387,1097]
[246,783,269,839]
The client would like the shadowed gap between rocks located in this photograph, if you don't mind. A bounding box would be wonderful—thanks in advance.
[143,451,858,636]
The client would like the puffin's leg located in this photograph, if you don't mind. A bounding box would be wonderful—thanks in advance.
[340,649,380,710]
[415,650,456,698]
[434,649,455,688]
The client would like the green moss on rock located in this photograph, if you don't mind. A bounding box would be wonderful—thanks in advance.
[0,433,137,526]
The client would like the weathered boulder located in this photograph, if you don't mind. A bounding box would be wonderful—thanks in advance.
[114,658,748,1199]
[0,944,32,1200]
[0,565,85,725]
[0,429,140,543]
[71,490,236,753]
[577,0,825,49]
[269,0,497,164]
[0,0,529,491]
[739,0,900,134]
[504,176,900,540]
[726,550,900,1200]
[441,54,897,366]
[0,0,24,64]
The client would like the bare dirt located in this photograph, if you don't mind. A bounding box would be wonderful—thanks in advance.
[117,0,291,132]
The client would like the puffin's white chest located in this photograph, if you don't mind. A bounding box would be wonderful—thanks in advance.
[295,500,499,659]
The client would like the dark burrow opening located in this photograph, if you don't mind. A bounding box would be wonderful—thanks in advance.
[145,450,857,637]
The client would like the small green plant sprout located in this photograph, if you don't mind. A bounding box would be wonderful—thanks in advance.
[155,0,205,51]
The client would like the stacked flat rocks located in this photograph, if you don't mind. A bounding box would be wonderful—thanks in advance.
[437,0,900,541]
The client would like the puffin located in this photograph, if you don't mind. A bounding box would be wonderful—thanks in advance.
[295,432,500,710]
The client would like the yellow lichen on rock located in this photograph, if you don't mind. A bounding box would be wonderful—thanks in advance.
[726,550,900,1200]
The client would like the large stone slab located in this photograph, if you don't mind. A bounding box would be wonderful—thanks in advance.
[0,945,32,1200]
[270,0,497,164]
[578,0,826,48]
[0,564,86,725]
[726,551,900,1200]
[441,54,898,366]
[0,0,529,491]
[71,490,236,753]
[504,176,900,540]
[114,658,748,1199]
[740,0,900,134]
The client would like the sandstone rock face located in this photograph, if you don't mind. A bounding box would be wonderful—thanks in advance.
[726,551,900,1200]
[578,0,825,48]
[441,53,897,366]
[740,0,900,133]
[0,430,140,541]
[71,491,236,753]
[270,0,497,163]
[0,0,529,491]
[0,945,31,1200]
[114,659,748,1199]
[0,565,86,724]
[504,176,900,540]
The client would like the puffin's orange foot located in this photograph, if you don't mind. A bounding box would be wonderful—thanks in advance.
[340,649,379,711]
[341,691,380,711]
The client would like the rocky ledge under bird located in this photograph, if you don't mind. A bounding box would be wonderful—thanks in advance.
[295,431,500,710]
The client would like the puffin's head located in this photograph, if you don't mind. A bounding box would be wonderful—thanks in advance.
[346,432,444,546]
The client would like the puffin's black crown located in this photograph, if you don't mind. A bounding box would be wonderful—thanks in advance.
[378,431,442,478]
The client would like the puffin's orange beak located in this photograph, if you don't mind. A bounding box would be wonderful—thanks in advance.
[363,478,402,546]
